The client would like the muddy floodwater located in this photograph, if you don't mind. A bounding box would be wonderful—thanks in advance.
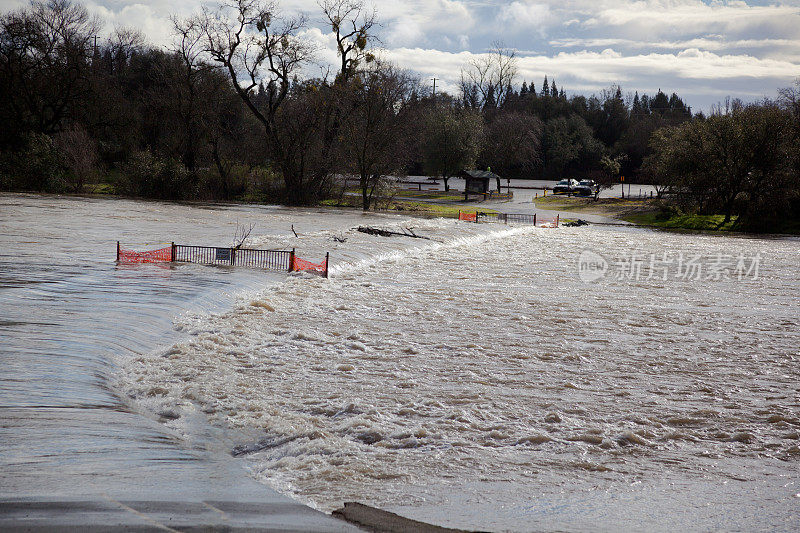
[1,193,799,531]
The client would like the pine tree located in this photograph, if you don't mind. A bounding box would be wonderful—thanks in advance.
[529,82,536,97]
[542,76,549,97]
[551,79,557,98]
[632,91,642,115]
[651,89,669,115]
[503,85,515,107]
[520,81,528,97]
[485,85,497,109]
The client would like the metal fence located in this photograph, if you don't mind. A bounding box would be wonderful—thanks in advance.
[471,212,559,227]
[173,244,293,271]
[117,242,329,277]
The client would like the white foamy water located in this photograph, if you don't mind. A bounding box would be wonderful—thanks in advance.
[120,218,800,531]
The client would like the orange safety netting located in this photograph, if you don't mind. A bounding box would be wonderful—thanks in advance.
[537,215,560,228]
[458,211,477,222]
[118,246,172,263]
[292,256,327,276]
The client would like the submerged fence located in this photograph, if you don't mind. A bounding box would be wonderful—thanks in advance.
[117,242,329,277]
[459,211,560,228]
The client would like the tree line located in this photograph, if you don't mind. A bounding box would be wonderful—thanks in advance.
[1,0,798,229]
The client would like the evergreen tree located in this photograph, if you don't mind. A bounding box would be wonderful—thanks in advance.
[632,92,642,115]
[542,76,549,97]
[520,81,528,97]
[551,79,557,98]
[484,85,497,109]
[650,89,670,115]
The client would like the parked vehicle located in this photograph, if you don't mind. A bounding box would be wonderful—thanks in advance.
[553,179,579,194]
[574,179,598,196]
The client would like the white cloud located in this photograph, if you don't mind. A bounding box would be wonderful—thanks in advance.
[384,45,799,96]
[582,2,800,42]
[497,2,554,36]
[550,36,800,53]
[2,0,797,109]
[378,0,475,47]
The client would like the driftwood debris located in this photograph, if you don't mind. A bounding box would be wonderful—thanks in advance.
[563,219,590,227]
[233,222,255,249]
[357,226,430,240]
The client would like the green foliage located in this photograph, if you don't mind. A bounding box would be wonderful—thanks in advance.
[0,133,67,192]
[645,101,797,229]
[116,150,194,200]
[422,107,483,180]
[542,115,602,179]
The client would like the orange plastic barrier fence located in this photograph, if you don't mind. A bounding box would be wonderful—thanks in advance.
[118,245,172,263]
[537,214,560,228]
[291,253,328,278]
[458,211,477,222]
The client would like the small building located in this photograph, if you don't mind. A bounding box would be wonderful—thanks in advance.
[460,169,502,199]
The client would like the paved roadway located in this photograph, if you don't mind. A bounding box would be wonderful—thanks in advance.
[0,406,359,531]
[394,177,636,225]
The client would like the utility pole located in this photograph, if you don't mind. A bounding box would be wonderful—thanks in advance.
[431,77,438,103]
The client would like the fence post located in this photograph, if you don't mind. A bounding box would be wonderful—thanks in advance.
[288,249,295,272]
[230,248,235,266]
[556,214,559,227]
[116,241,120,262]
[171,242,176,262]
[324,252,329,279]
[534,213,537,226]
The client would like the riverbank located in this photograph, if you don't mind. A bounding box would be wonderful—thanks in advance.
[531,195,800,235]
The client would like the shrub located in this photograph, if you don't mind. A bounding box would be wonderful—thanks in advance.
[117,150,194,200]
[0,133,67,192]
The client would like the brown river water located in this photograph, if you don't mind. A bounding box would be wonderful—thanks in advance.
[1,193,798,531]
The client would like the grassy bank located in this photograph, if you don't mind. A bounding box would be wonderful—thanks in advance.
[624,212,740,231]
[320,196,495,218]
[530,195,800,234]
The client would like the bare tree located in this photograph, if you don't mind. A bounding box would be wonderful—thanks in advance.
[340,62,416,210]
[460,42,517,110]
[107,26,145,62]
[182,0,317,204]
[53,124,98,193]
[233,221,255,248]
[0,0,101,137]
[318,0,378,84]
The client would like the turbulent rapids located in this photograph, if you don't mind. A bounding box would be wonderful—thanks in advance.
[120,216,800,530]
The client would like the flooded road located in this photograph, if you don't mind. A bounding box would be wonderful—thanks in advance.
[2,193,798,531]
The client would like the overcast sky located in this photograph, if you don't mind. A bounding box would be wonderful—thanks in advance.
[3,0,799,111]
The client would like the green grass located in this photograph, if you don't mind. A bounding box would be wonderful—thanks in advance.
[392,189,465,201]
[624,212,740,231]
[84,183,116,195]
[319,197,496,218]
